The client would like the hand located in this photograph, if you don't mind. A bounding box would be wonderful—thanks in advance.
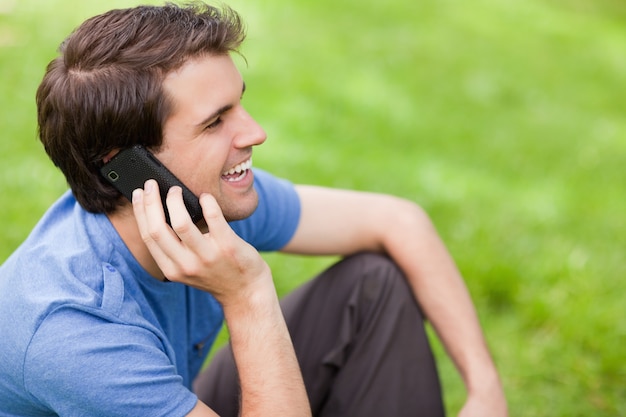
[134,180,310,416]
[458,380,508,417]
[131,180,271,304]
[459,397,508,417]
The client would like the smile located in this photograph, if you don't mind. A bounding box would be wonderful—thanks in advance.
[221,159,252,182]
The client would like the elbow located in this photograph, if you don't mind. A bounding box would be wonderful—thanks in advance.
[378,196,438,246]
[390,197,433,230]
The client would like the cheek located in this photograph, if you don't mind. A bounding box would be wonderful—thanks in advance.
[173,146,225,182]
[184,165,222,197]
[157,134,232,195]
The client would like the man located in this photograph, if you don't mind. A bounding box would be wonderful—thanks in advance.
[0,2,507,416]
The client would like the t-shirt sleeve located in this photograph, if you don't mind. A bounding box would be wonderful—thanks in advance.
[229,169,301,251]
[24,307,198,417]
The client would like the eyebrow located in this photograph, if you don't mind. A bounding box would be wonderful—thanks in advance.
[195,82,247,129]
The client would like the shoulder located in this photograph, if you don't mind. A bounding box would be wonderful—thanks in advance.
[229,169,301,251]
[0,193,201,416]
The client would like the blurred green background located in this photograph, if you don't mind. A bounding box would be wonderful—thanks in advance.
[1,0,624,415]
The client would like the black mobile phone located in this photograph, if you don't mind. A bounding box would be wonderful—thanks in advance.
[100,145,203,225]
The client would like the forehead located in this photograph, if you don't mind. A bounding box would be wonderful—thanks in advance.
[162,54,243,110]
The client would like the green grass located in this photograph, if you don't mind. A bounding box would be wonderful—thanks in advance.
[1,0,625,415]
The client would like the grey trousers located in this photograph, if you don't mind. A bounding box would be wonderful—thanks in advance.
[193,253,445,416]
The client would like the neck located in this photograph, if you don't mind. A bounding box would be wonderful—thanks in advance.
[107,204,166,281]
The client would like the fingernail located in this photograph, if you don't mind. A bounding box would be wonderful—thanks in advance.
[132,189,142,203]
[144,180,154,194]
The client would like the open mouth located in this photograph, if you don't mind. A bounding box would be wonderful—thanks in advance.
[221,159,252,182]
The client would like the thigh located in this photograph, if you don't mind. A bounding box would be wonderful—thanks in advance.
[281,253,444,416]
[192,255,367,416]
[194,253,443,417]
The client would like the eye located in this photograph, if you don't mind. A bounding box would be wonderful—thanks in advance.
[206,117,223,130]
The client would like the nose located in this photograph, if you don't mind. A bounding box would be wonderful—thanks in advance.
[233,106,267,149]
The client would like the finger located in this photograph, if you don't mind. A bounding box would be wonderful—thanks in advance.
[198,193,235,240]
[142,179,168,227]
[135,180,190,271]
[166,186,209,252]
[131,186,172,267]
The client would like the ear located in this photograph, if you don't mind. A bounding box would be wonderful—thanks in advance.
[102,149,121,164]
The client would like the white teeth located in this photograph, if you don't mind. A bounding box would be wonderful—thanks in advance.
[223,159,252,176]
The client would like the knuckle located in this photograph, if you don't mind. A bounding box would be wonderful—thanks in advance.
[140,230,155,245]
[221,242,239,259]
[203,206,221,222]
[171,219,192,236]
[181,265,200,278]
[157,260,178,280]
[161,262,191,282]
[160,266,178,280]
[147,227,162,243]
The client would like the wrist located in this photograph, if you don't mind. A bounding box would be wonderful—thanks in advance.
[221,269,281,324]
[465,364,505,398]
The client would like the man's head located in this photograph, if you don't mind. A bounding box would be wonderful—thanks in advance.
[37,2,247,214]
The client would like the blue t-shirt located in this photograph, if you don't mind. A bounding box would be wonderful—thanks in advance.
[0,169,301,417]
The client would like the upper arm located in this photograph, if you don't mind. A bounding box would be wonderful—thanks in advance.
[186,400,219,417]
[282,185,421,256]
[229,169,301,251]
[25,308,198,417]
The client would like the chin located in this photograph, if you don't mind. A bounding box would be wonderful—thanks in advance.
[222,192,259,222]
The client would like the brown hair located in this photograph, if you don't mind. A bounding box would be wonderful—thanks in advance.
[36,2,246,213]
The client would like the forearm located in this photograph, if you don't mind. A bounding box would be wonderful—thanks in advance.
[131,185,310,416]
[223,276,311,417]
[285,186,507,414]
[382,201,504,398]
